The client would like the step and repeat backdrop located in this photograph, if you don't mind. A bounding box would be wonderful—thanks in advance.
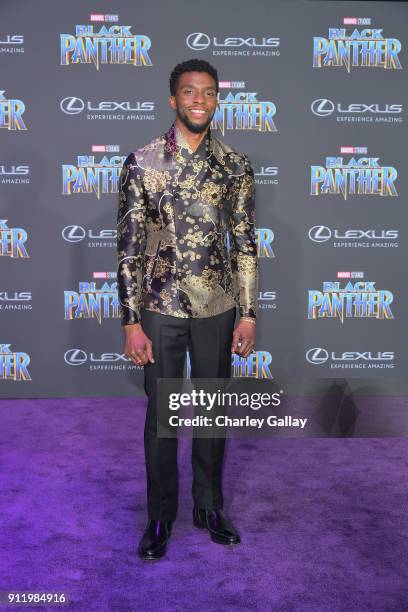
[1,1,407,397]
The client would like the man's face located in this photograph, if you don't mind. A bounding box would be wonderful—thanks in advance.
[169,71,218,134]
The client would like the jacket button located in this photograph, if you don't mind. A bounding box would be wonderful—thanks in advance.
[174,191,180,201]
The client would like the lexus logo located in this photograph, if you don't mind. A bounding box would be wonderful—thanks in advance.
[311,99,335,117]
[64,349,87,366]
[186,32,211,50]
[306,348,329,365]
[60,97,85,115]
[308,226,332,243]
[62,225,86,242]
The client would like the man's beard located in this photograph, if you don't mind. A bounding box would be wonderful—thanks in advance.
[176,107,214,134]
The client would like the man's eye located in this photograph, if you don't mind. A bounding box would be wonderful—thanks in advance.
[206,91,215,97]
[184,89,193,94]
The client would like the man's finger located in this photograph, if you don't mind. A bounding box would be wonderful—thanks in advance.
[129,348,147,365]
[238,339,250,353]
[145,342,155,364]
[231,331,242,353]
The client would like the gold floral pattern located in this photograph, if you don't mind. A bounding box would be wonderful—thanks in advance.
[143,168,171,193]
[200,182,227,206]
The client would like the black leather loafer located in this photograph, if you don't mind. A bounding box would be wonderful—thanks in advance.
[138,519,173,560]
[193,507,240,545]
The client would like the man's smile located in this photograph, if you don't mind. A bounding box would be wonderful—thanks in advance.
[188,108,208,118]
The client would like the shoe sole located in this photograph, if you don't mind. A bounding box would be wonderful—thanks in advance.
[138,541,168,561]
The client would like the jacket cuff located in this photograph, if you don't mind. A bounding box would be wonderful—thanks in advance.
[120,304,141,326]
[239,307,257,320]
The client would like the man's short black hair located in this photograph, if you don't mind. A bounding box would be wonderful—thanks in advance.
[169,59,219,96]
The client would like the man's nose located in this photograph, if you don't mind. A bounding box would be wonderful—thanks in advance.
[193,91,206,104]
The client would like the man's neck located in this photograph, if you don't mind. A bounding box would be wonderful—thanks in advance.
[174,118,208,153]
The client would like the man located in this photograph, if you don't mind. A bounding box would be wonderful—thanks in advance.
[117,59,258,560]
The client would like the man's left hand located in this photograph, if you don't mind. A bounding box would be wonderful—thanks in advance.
[231,320,256,358]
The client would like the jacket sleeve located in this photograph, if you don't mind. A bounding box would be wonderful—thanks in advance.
[116,152,147,326]
[230,155,258,320]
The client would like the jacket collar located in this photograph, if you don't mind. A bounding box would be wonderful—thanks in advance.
[164,121,214,160]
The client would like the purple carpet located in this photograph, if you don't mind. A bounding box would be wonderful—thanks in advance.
[1,397,407,611]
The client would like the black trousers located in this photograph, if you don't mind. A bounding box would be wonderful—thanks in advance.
[140,307,236,521]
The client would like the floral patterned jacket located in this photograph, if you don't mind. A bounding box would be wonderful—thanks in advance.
[117,122,258,325]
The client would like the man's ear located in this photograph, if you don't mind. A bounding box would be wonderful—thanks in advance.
[168,95,176,110]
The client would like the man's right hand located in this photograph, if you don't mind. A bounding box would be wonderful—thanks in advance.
[124,323,155,366]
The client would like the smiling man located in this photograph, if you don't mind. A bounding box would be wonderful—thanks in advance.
[117,59,258,560]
